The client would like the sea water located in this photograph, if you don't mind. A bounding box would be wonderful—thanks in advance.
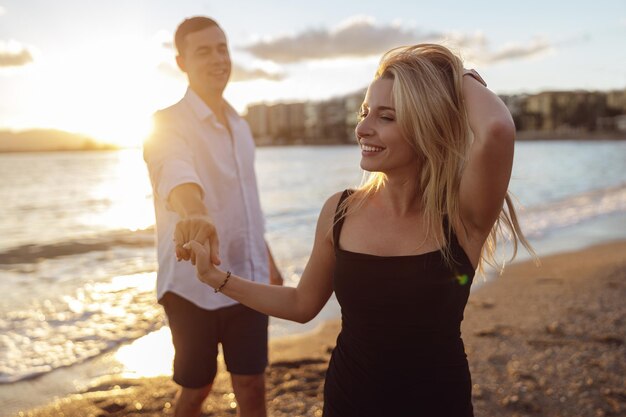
[0,142,624,413]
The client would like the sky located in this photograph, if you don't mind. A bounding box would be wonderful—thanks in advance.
[0,0,624,147]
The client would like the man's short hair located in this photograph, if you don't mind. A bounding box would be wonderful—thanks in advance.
[174,16,221,55]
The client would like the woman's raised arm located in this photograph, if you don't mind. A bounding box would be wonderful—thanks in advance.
[459,73,516,235]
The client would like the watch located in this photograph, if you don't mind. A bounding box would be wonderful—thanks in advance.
[463,69,487,87]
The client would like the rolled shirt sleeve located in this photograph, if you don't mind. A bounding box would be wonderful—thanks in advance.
[144,111,205,211]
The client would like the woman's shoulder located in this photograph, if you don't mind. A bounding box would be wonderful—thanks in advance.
[318,189,354,220]
[322,190,348,211]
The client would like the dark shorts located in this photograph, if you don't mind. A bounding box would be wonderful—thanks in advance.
[160,291,268,388]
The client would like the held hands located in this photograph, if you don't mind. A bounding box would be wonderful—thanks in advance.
[174,215,221,266]
[186,240,223,288]
[187,240,283,291]
[178,219,286,289]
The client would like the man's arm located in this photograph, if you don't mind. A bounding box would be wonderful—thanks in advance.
[143,111,221,265]
[170,183,221,265]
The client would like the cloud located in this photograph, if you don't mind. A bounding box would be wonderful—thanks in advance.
[231,64,284,81]
[0,6,5,16]
[443,31,489,49]
[158,61,283,82]
[242,16,441,63]
[242,15,556,68]
[483,38,552,63]
[437,32,552,65]
[0,40,34,67]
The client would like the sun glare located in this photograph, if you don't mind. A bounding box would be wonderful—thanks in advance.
[81,149,155,231]
[115,327,174,378]
[26,33,185,148]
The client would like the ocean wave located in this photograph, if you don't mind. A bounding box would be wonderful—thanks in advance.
[0,228,154,265]
[264,207,319,233]
[0,272,163,384]
[519,182,626,238]
[3,183,625,266]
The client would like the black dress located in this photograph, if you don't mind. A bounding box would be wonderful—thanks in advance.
[323,190,476,417]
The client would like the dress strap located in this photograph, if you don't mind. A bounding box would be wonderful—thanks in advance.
[443,215,472,270]
[333,189,353,251]
[442,215,460,250]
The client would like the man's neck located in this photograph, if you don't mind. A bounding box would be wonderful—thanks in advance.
[190,85,225,117]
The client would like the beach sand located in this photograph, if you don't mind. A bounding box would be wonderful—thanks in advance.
[13,240,626,417]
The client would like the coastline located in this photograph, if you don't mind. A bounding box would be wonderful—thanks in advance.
[0,131,624,153]
[10,239,626,417]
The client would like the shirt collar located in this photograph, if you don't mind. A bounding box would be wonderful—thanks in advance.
[184,87,237,122]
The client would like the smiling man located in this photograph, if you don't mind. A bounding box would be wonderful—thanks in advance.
[143,16,282,417]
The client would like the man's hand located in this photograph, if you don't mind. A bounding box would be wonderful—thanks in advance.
[174,215,221,266]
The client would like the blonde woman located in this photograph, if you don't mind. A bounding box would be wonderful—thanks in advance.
[183,43,532,416]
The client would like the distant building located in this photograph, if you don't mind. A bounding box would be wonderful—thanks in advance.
[618,115,626,132]
[304,98,348,144]
[606,90,626,113]
[597,114,626,132]
[523,91,607,131]
[266,103,289,144]
[280,102,306,144]
[304,102,322,144]
[245,87,626,145]
[245,102,306,145]
[245,103,271,145]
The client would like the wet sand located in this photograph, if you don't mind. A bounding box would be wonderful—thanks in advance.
[13,240,626,417]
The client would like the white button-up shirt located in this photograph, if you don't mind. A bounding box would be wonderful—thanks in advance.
[144,87,269,310]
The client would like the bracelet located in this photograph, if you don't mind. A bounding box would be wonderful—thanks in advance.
[214,270,232,293]
[463,68,487,87]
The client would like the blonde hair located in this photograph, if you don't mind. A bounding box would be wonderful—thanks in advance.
[339,43,533,272]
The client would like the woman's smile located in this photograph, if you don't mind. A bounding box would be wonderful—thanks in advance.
[360,142,386,156]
